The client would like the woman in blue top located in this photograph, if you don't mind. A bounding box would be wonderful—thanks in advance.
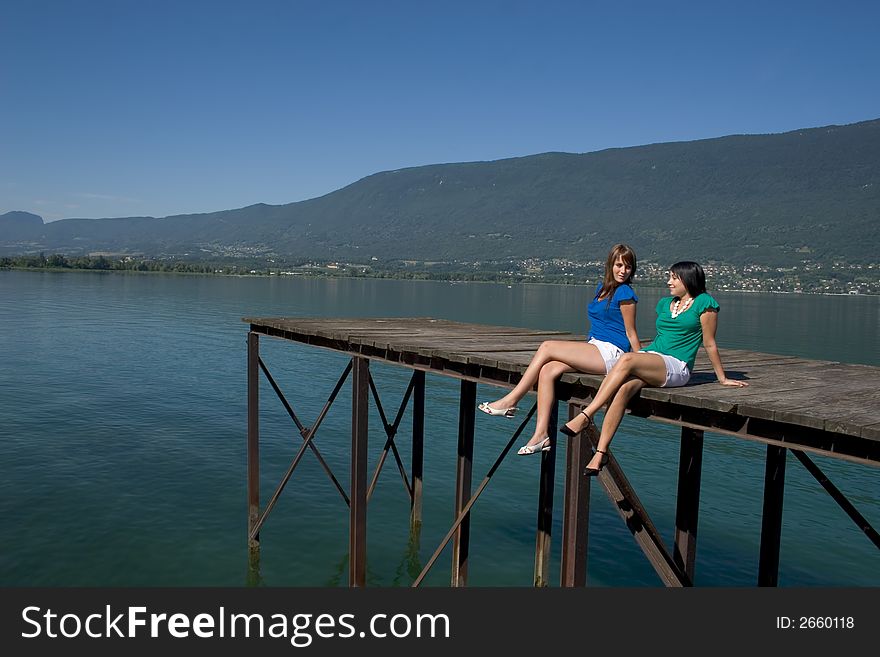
[560,261,748,475]
[478,244,641,455]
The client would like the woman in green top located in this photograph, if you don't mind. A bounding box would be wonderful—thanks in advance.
[560,261,748,476]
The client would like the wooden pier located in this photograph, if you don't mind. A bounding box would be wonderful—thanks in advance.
[243,317,880,587]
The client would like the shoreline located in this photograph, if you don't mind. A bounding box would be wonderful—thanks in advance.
[2,265,877,297]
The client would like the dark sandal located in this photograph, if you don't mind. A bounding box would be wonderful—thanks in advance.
[560,409,592,437]
[583,449,609,477]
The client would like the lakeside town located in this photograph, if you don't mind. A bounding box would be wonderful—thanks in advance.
[3,252,877,295]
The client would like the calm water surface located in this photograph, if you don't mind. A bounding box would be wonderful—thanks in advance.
[1,271,877,586]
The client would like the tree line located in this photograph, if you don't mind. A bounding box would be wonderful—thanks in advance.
[0,253,218,274]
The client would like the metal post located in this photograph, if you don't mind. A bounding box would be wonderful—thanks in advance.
[350,356,370,587]
[247,332,260,557]
[411,370,425,528]
[560,403,591,587]
[451,380,476,586]
[758,444,787,586]
[534,398,557,586]
[673,427,704,582]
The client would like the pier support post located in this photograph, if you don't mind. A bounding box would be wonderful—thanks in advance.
[411,370,425,529]
[560,402,591,587]
[350,356,370,587]
[247,332,260,565]
[451,380,476,586]
[673,427,704,582]
[758,445,787,586]
[534,398,557,587]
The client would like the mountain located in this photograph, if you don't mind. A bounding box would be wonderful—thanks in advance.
[3,118,879,265]
[0,211,44,241]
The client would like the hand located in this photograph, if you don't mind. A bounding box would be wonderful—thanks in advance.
[719,378,748,387]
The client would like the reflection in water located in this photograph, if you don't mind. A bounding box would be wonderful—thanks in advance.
[393,524,424,587]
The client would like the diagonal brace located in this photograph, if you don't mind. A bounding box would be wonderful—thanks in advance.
[412,403,538,587]
[258,356,349,505]
[792,449,880,550]
[249,361,353,541]
[589,429,692,587]
[367,372,416,501]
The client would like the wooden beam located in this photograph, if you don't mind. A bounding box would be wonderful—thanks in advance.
[349,356,370,587]
[411,370,425,527]
[594,441,691,586]
[247,332,260,553]
[673,427,704,582]
[534,400,557,587]
[758,445,787,586]
[451,380,476,586]
[560,403,591,587]
[791,449,880,549]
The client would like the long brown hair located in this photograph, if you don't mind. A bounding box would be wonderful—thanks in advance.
[597,243,637,302]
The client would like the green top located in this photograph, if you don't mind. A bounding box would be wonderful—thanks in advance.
[643,293,719,371]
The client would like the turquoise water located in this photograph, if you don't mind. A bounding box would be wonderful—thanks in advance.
[1,271,877,586]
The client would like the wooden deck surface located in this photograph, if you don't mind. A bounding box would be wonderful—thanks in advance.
[243,317,880,463]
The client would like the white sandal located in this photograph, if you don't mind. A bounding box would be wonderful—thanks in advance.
[478,401,518,418]
[517,436,551,455]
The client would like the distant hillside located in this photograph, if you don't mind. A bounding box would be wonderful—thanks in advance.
[2,118,879,265]
[0,211,44,241]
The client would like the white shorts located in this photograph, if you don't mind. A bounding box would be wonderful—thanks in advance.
[588,338,624,373]
[640,351,691,388]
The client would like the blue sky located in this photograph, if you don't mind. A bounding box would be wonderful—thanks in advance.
[2,0,878,221]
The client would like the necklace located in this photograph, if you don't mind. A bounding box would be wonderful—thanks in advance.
[671,297,693,319]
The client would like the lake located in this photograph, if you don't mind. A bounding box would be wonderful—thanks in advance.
[1,270,877,586]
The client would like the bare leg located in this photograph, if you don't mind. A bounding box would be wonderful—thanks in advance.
[562,352,668,435]
[487,340,606,410]
[585,378,646,470]
[520,360,574,448]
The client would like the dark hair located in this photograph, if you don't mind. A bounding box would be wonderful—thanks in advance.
[597,243,637,302]
[669,261,706,297]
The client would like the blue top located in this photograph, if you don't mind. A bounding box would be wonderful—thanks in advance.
[643,293,720,370]
[587,282,638,353]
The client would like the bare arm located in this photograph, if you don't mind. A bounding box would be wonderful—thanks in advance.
[700,309,748,387]
[620,300,641,352]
